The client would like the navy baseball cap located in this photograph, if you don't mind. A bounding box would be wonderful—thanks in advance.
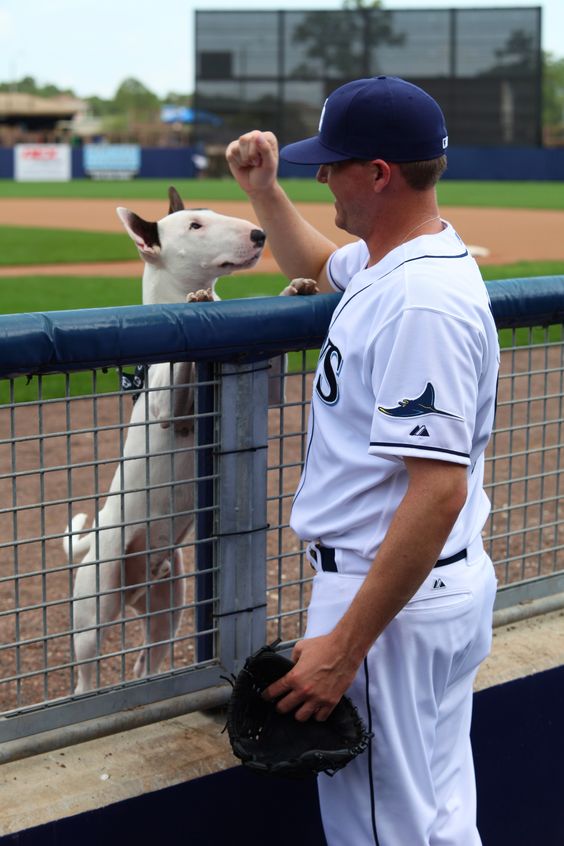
[280,76,448,164]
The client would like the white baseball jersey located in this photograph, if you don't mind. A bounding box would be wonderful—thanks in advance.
[290,222,500,564]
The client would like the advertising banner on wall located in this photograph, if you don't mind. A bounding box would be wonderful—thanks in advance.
[83,145,141,180]
[14,145,72,181]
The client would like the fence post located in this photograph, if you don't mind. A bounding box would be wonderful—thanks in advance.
[216,360,270,674]
[195,362,217,662]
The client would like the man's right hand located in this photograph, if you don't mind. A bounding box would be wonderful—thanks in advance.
[226,130,279,195]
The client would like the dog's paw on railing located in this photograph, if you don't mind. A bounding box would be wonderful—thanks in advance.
[280,278,319,297]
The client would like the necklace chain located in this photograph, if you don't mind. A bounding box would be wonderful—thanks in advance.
[399,215,441,245]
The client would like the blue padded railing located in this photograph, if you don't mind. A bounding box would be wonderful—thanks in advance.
[1,277,561,379]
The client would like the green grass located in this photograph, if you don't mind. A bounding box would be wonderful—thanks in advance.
[0,275,141,314]
[480,260,564,281]
[1,178,564,209]
[0,225,137,265]
[436,180,564,211]
[0,272,285,315]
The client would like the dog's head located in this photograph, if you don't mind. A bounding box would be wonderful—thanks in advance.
[116,187,266,292]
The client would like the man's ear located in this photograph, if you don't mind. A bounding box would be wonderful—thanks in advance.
[369,159,392,192]
[116,208,161,260]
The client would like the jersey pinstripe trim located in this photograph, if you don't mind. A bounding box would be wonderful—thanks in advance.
[370,441,470,459]
[292,403,317,504]
[376,249,468,283]
[327,251,347,291]
[363,657,380,845]
[327,243,469,291]
[328,250,469,321]
[329,281,374,327]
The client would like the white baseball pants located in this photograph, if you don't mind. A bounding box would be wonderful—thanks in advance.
[304,538,497,846]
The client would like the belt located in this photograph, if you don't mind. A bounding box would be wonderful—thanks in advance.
[313,544,467,573]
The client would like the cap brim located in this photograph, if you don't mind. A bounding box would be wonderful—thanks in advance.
[279,136,350,165]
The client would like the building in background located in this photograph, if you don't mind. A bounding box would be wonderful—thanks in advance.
[0,92,102,145]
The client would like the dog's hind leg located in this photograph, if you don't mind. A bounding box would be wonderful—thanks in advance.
[72,539,123,694]
[131,548,186,679]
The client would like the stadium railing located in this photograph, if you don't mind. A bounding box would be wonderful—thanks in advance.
[0,277,562,758]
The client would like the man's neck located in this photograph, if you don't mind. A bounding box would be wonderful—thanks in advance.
[364,200,442,268]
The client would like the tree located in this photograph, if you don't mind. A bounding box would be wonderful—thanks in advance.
[0,75,74,97]
[112,77,160,122]
[543,52,564,131]
[290,1,403,81]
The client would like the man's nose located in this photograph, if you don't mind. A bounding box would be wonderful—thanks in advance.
[316,165,328,184]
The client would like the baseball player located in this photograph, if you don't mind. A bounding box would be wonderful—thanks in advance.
[227,76,499,846]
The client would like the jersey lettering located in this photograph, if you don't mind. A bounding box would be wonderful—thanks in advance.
[315,338,343,405]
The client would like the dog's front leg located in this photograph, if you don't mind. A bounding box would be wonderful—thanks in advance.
[147,362,195,430]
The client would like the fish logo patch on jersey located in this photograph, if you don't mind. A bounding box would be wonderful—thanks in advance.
[378,382,463,420]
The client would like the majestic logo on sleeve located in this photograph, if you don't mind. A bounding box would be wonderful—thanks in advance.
[378,382,463,420]
[315,338,343,405]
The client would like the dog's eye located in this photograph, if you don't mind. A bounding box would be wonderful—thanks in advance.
[189,222,202,230]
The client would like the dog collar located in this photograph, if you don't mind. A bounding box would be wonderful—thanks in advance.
[120,364,146,403]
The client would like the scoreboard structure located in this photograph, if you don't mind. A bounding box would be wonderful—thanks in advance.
[194,6,542,150]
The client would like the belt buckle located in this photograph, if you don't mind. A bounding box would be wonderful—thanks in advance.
[306,541,322,571]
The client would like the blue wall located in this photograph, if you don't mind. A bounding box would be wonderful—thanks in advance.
[1,145,564,181]
[3,665,563,846]
[0,147,12,178]
[278,146,564,181]
[0,147,198,180]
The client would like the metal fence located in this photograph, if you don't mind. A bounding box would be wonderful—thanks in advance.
[0,280,563,752]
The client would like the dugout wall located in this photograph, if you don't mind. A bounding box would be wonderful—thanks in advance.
[194,6,542,150]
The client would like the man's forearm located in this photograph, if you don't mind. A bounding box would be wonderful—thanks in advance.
[247,182,337,287]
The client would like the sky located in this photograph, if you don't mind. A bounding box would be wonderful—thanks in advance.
[0,0,561,100]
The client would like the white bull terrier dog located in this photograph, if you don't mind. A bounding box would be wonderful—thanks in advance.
[64,186,316,694]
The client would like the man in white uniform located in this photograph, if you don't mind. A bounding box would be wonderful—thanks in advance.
[227,76,499,846]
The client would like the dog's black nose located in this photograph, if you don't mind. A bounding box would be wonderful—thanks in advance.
[250,229,266,247]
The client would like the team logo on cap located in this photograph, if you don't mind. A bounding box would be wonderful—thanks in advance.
[442,136,449,149]
[318,99,328,132]
[378,382,462,419]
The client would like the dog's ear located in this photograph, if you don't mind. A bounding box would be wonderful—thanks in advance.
[116,208,161,259]
[168,186,185,214]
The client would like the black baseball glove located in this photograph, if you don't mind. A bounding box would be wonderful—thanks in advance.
[225,641,372,779]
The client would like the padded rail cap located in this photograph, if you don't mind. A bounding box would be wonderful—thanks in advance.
[0,277,563,379]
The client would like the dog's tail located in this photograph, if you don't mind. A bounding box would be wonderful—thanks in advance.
[63,513,91,560]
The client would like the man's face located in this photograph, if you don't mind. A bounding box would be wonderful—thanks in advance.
[316,160,375,238]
